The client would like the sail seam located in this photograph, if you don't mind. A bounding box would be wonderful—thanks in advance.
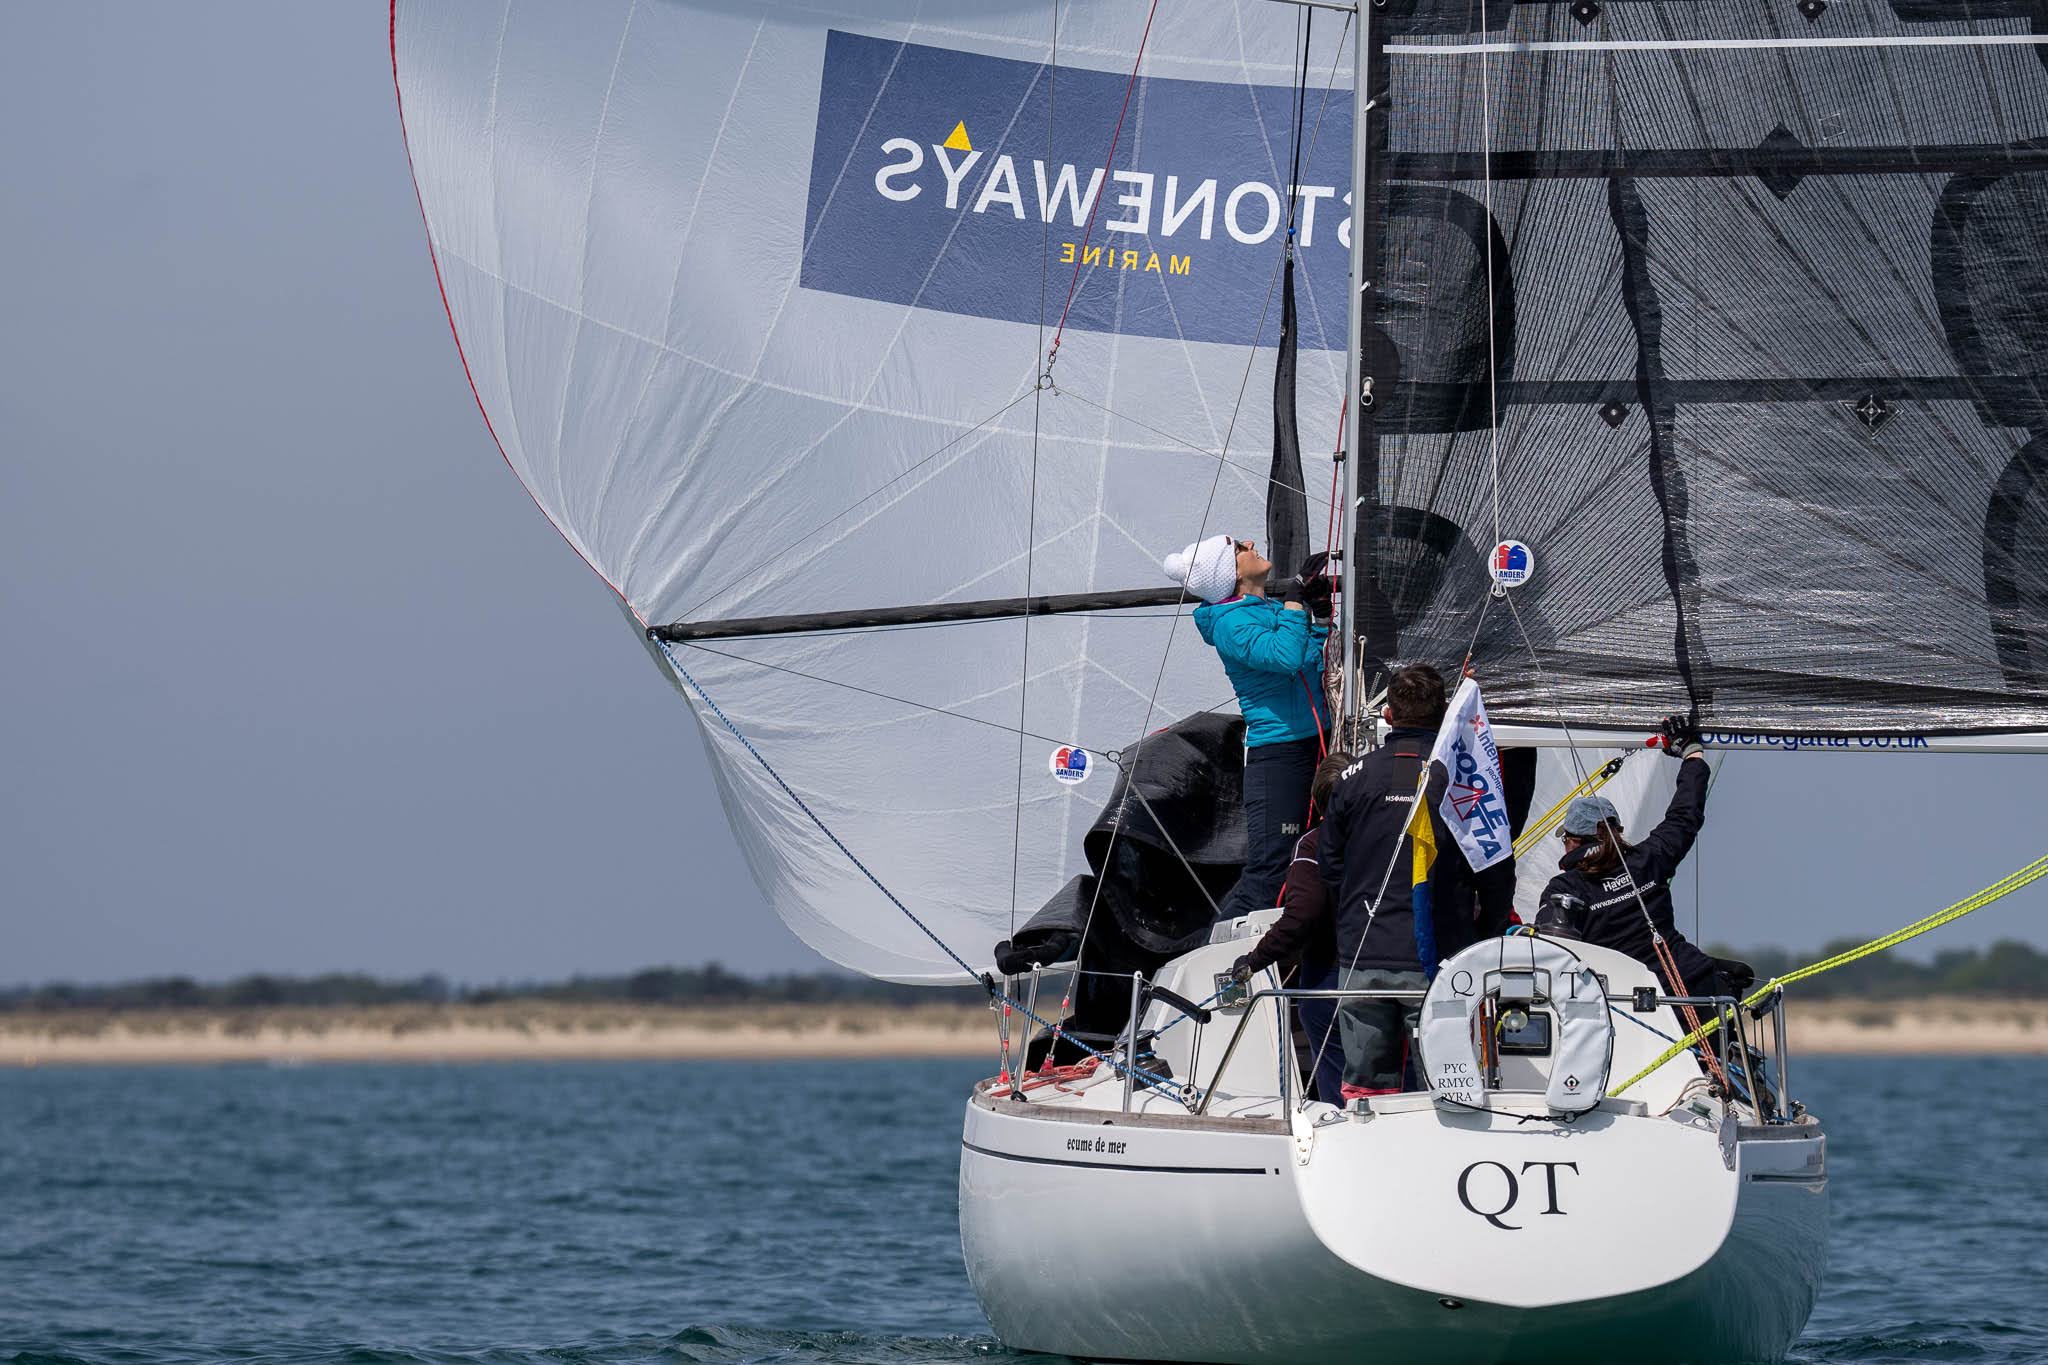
[1607,176,1708,718]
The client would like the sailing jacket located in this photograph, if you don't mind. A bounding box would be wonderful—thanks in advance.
[1192,595,1330,747]
[1319,729,1517,972]
[1238,826,1337,977]
[1534,755,1717,990]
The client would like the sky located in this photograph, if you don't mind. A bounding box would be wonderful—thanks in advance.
[4,4,2045,988]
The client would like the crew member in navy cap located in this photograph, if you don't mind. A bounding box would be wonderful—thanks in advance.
[1533,716,1753,999]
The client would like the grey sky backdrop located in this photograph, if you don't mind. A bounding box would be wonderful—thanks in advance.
[4,4,2045,987]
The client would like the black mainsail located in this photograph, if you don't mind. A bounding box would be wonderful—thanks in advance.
[1359,1,2048,734]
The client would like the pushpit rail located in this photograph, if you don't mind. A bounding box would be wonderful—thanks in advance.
[1188,983,1796,1120]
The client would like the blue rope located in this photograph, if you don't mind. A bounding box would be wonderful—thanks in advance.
[1608,1002,1758,1108]
[1148,984,1231,1038]
[657,641,1187,1102]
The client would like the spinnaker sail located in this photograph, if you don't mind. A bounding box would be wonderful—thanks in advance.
[394,2,1352,979]
[397,0,2048,983]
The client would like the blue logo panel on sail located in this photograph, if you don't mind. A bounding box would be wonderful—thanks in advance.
[802,31,1353,351]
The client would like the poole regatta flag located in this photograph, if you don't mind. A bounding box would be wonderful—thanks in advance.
[1429,678,1513,872]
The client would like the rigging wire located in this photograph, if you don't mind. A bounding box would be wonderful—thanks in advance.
[673,386,1037,625]
[1050,386,1337,510]
[1044,0,1162,376]
[1042,9,1351,515]
[1301,767,1432,1096]
[668,638,1117,753]
[657,638,1190,1104]
[1613,851,2048,1097]
[1288,11,1313,238]
[1695,756,1726,944]
[1479,0,1503,552]
[1012,0,1062,938]
[1496,585,1727,1086]
[1499,588,1592,784]
[1513,751,1633,855]
[1064,9,1342,1000]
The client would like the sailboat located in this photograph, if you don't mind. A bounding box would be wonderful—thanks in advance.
[393,1,2048,1361]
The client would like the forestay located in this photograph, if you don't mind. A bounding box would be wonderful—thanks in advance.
[392,2,1351,980]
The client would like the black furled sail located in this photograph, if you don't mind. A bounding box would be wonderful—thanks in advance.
[1360,0,2048,734]
[1268,253,1311,582]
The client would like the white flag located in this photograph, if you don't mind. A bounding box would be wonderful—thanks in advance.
[1428,677,1514,871]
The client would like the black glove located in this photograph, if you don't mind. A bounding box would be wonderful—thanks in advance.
[993,932,1076,975]
[1533,891,1588,940]
[1659,713,1704,759]
[1229,956,1255,986]
[1282,551,1333,618]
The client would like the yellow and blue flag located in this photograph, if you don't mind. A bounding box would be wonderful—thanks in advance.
[1409,790,1439,976]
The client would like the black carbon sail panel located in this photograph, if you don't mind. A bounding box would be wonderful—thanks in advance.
[1269,255,1311,582]
[1364,0,2048,732]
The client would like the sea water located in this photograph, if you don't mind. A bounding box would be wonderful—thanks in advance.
[2,1056,2042,1364]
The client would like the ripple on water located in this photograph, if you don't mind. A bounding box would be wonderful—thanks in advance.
[3,1057,2046,1365]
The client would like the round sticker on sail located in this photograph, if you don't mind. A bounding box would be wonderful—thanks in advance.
[1489,540,1535,589]
[1048,746,1091,785]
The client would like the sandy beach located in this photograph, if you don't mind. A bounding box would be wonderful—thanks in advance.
[0,1002,996,1067]
[2,997,2046,1066]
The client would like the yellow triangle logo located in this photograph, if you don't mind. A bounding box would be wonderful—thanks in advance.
[943,121,972,152]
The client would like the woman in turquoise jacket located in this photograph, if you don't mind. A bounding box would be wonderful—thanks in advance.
[1163,533,1331,921]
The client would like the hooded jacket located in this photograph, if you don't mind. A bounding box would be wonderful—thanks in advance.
[1534,756,1716,989]
[1192,596,1329,747]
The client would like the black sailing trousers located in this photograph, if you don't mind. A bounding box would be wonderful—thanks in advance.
[1217,735,1320,922]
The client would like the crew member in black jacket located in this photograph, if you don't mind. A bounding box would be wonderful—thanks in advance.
[1533,716,1753,999]
[1319,665,1517,1097]
[1227,748,1356,1104]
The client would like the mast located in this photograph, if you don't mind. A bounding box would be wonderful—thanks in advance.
[1338,0,1371,740]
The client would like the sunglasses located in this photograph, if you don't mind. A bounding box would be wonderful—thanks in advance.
[1234,539,1257,553]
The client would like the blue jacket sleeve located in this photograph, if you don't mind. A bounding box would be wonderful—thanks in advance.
[1212,604,1323,675]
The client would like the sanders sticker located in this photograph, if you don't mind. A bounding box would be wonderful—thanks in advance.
[1489,540,1534,589]
[1049,746,1091,785]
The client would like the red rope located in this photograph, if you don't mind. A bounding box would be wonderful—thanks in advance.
[1045,0,1162,369]
[1325,395,1347,552]
[993,1056,1103,1098]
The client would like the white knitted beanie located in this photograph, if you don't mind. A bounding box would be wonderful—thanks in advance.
[1162,534,1240,604]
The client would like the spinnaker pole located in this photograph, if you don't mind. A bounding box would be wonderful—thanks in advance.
[1338,0,1371,740]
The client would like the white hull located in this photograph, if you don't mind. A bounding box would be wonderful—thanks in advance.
[960,1091,1825,1364]
[959,933,1827,1363]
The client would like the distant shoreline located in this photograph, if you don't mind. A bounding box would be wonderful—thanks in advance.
[0,1002,994,1067]
[2,998,2044,1067]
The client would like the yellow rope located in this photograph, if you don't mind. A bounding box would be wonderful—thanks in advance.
[1611,852,2048,1096]
[1514,755,1629,855]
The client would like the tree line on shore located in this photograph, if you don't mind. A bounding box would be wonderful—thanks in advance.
[1710,938,2048,1000]
[5,940,2047,1012]
[0,964,981,1013]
